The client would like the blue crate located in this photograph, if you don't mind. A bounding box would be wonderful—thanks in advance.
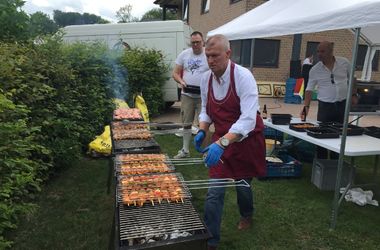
[284,95,302,104]
[264,127,283,141]
[265,151,302,178]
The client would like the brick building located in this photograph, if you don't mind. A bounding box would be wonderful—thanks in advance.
[154,0,380,87]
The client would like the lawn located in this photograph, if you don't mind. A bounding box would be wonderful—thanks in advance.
[8,134,380,250]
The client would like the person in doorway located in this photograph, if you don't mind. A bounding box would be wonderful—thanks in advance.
[172,31,209,159]
[300,41,358,158]
[301,53,314,96]
[194,34,266,250]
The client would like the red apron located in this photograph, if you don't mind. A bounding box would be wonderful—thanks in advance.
[207,62,266,179]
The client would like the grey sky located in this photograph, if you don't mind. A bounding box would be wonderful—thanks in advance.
[22,0,158,23]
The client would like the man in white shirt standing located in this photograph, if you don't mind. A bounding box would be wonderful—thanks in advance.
[194,34,266,250]
[301,41,358,158]
[172,31,209,158]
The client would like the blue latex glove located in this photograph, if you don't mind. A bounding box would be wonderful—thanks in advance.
[202,142,224,167]
[194,130,206,153]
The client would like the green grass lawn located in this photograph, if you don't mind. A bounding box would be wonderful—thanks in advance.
[8,135,380,250]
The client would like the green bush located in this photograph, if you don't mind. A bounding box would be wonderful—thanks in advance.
[120,47,169,115]
[0,92,43,249]
[0,39,115,247]
[60,42,114,147]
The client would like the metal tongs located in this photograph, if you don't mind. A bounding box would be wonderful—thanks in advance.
[168,158,205,165]
[182,178,250,189]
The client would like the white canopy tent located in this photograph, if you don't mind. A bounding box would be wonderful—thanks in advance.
[208,0,380,80]
[208,0,380,228]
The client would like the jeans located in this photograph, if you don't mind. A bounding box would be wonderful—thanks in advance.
[204,178,254,247]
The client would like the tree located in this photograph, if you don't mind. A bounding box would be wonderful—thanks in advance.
[53,10,109,27]
[0,0,29,41]
[140,8,177,22]
[82,12,109,24]
[116,4,139,23]
[28,11,58,37]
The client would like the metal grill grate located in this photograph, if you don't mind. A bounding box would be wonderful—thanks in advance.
[114,160,175,176]
[113,139,161,154]
[117,173,192,206]
[118,199,207,245]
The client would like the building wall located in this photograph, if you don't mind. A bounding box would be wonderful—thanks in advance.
[188,0,247,36]
[187,0,380,82]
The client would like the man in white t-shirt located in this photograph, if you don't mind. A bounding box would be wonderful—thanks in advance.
[172,31,209,158]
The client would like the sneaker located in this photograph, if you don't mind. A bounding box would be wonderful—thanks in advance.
[175,128,183,137]
[173,149,190,159]
[191,125,199,135]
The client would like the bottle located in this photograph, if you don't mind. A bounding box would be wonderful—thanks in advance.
[301,106,307,122]
[262,104,267,119]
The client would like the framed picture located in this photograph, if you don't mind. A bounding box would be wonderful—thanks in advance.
[258,84,272,96]
[273,84,286,97]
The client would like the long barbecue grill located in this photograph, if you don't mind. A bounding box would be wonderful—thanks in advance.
[109,109,210,249]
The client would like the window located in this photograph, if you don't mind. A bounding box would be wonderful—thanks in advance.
[230,0,242,3]
[201,0,210,14]
[305,41,320,65]
[356,45,379,71]
[183,0,189,21]
[230,39,252,67]
[253,39,280,67]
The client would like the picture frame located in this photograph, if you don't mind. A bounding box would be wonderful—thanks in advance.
[258,84,272,96]
[273,84,286,97]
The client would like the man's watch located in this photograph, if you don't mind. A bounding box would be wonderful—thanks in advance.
[220,137,230,148]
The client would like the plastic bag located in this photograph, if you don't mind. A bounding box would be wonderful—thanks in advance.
[88,125,112,156]
[113,98,129,109]
[134,95,149,122]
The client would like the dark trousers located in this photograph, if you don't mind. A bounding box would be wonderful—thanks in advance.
[317,100,346,159]
[302,64,312,97]
[204,178,253,247]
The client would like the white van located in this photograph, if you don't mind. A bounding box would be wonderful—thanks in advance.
[62,20,192,106]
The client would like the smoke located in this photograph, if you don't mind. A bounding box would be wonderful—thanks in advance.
[104,51,129,101]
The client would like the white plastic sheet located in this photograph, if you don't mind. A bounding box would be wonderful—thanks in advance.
[340,187,379,206]
[208,0,380,46]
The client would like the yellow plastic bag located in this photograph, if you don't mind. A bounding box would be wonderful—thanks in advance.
[134,95,149,122]
[88,125,112,156]
[113,98,129,109]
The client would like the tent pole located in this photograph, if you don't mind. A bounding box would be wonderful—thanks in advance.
[330,27,361,229]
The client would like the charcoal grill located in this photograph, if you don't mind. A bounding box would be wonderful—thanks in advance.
[112,121,148,131]
[112,139,161,154]
[117,173,192,206]
[114,156,175,176]
[117,199,209,249]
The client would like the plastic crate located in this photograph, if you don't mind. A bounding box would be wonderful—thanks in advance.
[265,152,302,178]
[264,127,283,141]
[311,159,355,191]
[284,95,302,104]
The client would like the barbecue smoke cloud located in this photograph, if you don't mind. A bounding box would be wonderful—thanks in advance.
[104,52,129,101]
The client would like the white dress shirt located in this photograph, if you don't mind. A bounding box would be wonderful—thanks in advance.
[199,60,260,137]
[306,56,351,103]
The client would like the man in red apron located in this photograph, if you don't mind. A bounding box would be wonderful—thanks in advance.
[194,34,266,250]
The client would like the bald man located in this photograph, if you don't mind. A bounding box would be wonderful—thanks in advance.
[301,41,356,158]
